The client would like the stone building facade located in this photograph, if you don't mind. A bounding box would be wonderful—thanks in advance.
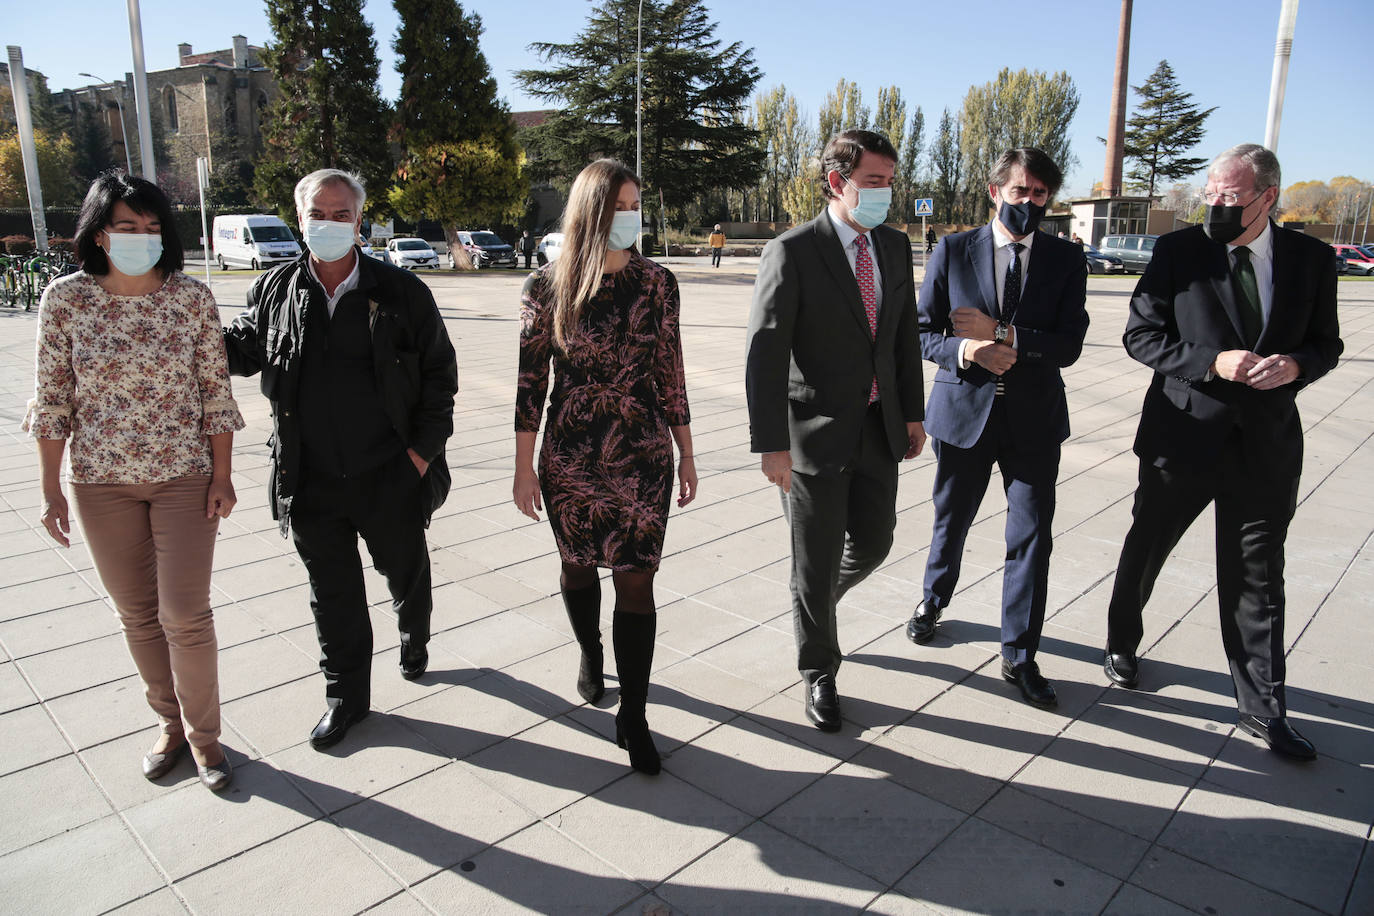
[57,36,280,201]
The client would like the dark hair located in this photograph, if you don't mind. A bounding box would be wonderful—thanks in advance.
[820,129,899,200]
[988,148,1064,198]
[74,170,184,275]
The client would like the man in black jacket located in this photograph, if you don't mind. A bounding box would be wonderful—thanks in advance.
[224,169,458,750]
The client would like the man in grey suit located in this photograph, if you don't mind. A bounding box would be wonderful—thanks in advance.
[746,129,927,731]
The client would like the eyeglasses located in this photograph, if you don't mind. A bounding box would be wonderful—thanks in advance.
[1201,190,1263,207]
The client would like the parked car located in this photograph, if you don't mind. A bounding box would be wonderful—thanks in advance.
[448,230,517,269]
[212,214,302,270]
[386,237,440,269]
[1332,243,1374,276]
[1083,243,1125,275]
[1097,234,1158,273]
[536,232,565,266]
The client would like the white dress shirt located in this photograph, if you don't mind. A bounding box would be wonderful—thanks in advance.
[958,221,1031,368]
[307,250,362,319]
[826,206,883,313]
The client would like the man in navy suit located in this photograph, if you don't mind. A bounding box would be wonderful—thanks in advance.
[907,148,1088,708]
[1104,144,1342,759]
[746,129,926,731]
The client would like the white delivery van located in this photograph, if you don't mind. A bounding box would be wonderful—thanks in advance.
[212,214,303,270]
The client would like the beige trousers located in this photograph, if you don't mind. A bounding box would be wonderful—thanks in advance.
[72,476,221,748]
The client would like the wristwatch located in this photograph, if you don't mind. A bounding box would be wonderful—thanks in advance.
[994,322,1008,344]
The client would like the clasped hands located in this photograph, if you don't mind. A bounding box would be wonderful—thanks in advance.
[1212,350,1301,390]
[952,307,1016,376]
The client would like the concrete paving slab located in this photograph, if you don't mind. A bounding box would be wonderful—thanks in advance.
[0,659,36,714]
[0,753,111,856]
[16,631,137,699]
[0,814,166,916]
[895,815,1122,914]
[174,819,403,916]
[409,820,644,915]
[1128,845,1325,916]
[657,820,883,914]
[979,784,1150,880]
[0,703,73,776]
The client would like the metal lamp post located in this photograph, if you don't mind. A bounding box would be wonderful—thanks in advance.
[79,72,134,174]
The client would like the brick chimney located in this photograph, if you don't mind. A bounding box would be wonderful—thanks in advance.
[178,43,193,64]
[1102,0,1132,199]
[232,35,249,70]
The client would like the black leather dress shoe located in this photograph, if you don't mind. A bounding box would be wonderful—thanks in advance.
[805,674,842,732]
[1238,714,1317,760]
[1002,659,1057,708]
[1104,648,1139,689]
[310,704,370,750]
[906,602,941,644]
[399,642,428,680]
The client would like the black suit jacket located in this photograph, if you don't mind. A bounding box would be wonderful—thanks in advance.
[918,225,1088,449]
[745,210,924,475]
[1124,223,1342,478]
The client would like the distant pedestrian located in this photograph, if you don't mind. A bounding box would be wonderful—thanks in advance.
[709,223,726,267]
[28,171,244,793]
[925,226,936,253]
[521,229,536,269]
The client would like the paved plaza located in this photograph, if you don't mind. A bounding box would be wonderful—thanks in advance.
[0,256,1371,915]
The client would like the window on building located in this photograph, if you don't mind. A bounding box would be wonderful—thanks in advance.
[164,87,178,131]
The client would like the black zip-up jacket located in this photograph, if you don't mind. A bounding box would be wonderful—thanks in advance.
[223,250,458,535]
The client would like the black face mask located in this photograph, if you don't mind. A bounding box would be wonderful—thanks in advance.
[998,199,1046,236]
[1203,197,1267,245]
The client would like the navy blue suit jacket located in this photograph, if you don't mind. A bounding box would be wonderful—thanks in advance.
[918,225,1089,450]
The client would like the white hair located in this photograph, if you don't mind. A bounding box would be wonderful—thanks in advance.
[293,169,366,218]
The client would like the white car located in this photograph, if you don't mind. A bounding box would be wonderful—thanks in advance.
[385,237,440,269]
[536,232,564,266]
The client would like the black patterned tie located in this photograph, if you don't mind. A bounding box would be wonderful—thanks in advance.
[1002,243,1023,322]
[1232,246,1263,346]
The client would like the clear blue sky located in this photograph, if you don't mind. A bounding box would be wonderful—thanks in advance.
[9,0,1370,197]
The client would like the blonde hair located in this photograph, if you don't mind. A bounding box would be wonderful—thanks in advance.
[550,159,640,350]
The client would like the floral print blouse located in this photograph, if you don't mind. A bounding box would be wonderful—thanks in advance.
[23,271,245,484]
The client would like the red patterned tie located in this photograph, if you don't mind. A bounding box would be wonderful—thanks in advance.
[855,234,879,404]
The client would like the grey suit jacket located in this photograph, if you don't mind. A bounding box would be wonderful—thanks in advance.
[745,209,924,475]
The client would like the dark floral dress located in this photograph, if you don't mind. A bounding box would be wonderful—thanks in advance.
[516,252,690,571]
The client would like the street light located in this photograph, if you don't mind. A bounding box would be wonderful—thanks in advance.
[79,72,134,174]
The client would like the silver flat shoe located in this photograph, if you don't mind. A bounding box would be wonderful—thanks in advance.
[141,740,188,781]
[196,754,233,792]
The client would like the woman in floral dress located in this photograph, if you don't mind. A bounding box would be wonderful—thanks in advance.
[26,172,244,792]
[514,159,696,775]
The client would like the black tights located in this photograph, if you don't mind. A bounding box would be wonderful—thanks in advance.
[560,562,655,615]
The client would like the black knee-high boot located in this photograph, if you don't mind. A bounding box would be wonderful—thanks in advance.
[612,610,660,775]
[561,582,605,703]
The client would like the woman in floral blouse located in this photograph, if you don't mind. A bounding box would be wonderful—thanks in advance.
[514,159,696,776]
[25,172,244,792]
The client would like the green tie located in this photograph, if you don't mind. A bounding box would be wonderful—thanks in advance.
[1232,246,1262,346]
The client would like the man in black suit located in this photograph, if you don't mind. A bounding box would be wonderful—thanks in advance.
[745,129,927,731]
[1104,143,1342,759]
[906,148,1089,708]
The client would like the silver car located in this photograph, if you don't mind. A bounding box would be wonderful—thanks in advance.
[1097,234,1158,274]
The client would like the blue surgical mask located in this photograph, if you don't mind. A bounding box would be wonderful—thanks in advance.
[844,177,892,230]
[104,231,163,277]
[608,209,641,252]
[303,219,357,262]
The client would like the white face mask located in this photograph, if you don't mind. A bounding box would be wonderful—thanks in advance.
[104,231,163,277]
[607,209,641,252]
[302,219,357,262]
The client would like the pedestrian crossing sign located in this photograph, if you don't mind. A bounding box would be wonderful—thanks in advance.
[914,198,934,217]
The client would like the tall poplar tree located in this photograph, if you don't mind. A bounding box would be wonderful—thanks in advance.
[516,0,762,228]
[1123,60,1216,199]
[391,0,525,265]
[254,0,393,218]
[930,107,962,223]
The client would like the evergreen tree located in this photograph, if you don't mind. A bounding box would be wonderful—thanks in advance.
[70,104,116,183]
[254,0,393,218]
[1123,60,1216,199]
[516,0,763,228]
[391,0,525,266]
